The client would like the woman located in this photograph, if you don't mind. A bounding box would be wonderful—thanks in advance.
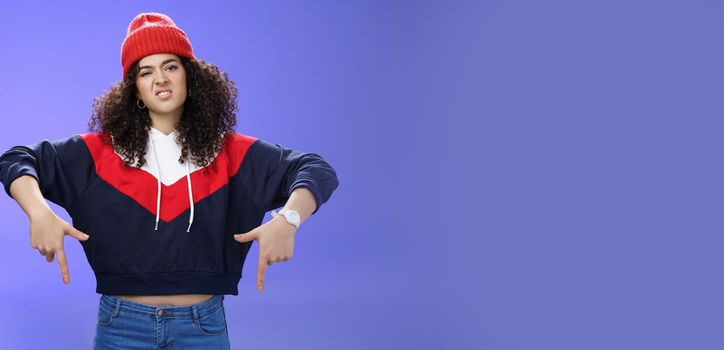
[0,12,339,349]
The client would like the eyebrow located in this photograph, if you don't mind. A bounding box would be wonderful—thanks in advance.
[138,58,180,70]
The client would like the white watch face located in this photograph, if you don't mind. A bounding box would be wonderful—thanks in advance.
[282,210,300,227]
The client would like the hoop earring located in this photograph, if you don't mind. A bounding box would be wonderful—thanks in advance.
[187,89,191,98]
[136,99,146,109]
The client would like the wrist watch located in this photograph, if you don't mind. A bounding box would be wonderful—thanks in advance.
[271,209,301,230]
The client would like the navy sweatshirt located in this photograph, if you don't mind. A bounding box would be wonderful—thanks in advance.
[0,127,339,295]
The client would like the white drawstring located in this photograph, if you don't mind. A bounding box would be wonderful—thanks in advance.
[186,158,194,233]
[150,138,162,231]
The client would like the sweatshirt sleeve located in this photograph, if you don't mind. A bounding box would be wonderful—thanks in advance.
[244,138,339,215]
[0,135,96,211]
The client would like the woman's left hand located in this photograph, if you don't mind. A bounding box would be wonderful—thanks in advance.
[233,215,297,293]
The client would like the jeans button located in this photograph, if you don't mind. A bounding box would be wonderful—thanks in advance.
[157,310,164,316]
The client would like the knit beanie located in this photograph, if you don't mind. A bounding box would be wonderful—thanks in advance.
[120,12,196,79]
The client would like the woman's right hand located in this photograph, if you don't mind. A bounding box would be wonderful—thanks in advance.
[28,208,90,285]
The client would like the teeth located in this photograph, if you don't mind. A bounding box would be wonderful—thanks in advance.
[157,91,171,97]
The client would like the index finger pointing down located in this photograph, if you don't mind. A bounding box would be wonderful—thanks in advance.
[56,249,70,285]
[258,253,266,292]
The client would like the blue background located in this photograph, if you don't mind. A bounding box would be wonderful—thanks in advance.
[0,1,721,349]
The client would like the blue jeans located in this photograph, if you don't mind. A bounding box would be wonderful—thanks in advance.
[93,294,230,349]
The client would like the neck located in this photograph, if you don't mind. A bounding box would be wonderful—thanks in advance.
[149,110,182,135]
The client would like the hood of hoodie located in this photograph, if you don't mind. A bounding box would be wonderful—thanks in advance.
[112,126,201,233]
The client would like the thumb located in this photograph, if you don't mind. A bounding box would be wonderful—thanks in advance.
[67,225,90,241]
[234,228,258,243]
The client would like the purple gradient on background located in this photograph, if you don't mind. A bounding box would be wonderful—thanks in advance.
[0,1,722,349]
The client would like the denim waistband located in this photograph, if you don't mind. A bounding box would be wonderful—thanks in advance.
[100,294,224,319]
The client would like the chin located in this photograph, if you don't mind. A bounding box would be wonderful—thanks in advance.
[150,104,184,114]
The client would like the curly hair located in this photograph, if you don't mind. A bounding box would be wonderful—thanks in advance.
[87,57,238,171]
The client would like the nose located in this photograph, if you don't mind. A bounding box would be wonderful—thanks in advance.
[154,71,169,84]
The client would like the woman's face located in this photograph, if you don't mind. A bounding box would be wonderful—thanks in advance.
[135,53,187,119]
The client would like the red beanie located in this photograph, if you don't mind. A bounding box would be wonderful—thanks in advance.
[120,12,196,79]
